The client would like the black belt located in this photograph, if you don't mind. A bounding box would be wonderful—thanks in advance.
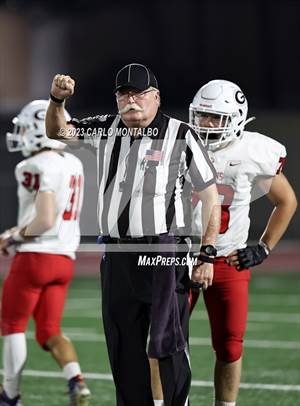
[101,235,187,245]
[102,236,158,245]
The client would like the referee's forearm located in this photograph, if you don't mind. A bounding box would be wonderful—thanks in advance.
[46,100,67,139]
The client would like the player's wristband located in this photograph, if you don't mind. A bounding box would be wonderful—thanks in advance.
[50,93,65,104]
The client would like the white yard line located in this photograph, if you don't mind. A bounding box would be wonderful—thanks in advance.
[68,291,300,308]
[24,331,300,349]
[0,369,299,392]
[248,294,300,306]
[191,311,300,323]
[63,307,300,324]
[188,337,300,349]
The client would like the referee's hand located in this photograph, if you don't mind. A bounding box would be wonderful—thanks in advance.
[51,74,75,101]
[192,262,213,290]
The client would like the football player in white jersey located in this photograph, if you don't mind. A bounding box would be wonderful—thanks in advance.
[189,80,297,406]
[0,100,90,406]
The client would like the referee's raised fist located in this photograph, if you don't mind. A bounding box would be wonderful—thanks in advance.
[51,74,75,101]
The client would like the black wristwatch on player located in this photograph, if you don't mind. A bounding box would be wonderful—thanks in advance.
[200,244,217,257]
[194,244,217,264]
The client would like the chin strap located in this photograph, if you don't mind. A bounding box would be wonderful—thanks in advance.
[244,116,256,127]
[234,116,256,142]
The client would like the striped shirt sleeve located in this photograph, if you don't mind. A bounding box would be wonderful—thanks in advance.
[68,114,115,148]
[185,128,216,191]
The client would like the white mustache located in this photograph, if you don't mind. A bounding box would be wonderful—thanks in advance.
[118,103,143,114]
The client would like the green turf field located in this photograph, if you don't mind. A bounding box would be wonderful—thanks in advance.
[1,272,299,405]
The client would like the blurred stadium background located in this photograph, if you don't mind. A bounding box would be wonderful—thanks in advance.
[0,1,299,405]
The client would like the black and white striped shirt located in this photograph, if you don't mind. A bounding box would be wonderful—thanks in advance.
[70,111,216,238]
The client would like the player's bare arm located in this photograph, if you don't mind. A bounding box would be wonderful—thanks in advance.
[260,173,297,249]
[24,191,56,237]
[46,74,78,144]
[192,183,221,289]
[228,173,297,270]
[0,191,56,255]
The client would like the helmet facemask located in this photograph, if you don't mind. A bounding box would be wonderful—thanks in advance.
[189,107,244,151]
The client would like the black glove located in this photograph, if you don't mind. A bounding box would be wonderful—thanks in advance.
[236,244,268,271]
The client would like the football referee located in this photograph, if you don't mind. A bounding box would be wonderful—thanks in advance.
[46,63,221,406]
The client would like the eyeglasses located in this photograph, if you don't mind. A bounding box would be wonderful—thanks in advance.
[116,88,156,101]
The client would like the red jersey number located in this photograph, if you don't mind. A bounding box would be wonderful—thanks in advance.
[22,172,40,191]
[63,175,83,221]
[217,184,234,234]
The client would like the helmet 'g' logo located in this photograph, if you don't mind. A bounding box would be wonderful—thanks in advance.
[34,109,46,120]
[235,91,245,104]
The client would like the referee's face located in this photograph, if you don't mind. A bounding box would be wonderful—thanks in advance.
[116,87,160,128]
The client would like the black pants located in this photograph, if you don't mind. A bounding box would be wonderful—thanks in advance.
[101,249,191,406]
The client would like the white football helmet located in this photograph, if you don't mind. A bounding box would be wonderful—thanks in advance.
[6,99,69,157]
[189,79,255,150]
